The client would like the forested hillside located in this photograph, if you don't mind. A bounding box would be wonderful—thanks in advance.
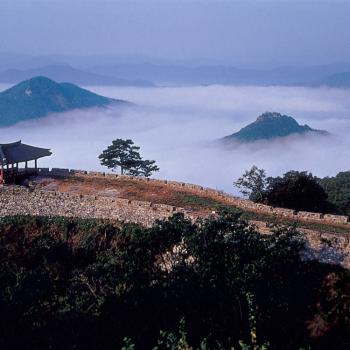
[0,213,349,349]
[319,171,350,215]
[0,76,127,126]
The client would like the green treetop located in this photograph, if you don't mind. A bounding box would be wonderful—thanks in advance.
[99,138,159,177]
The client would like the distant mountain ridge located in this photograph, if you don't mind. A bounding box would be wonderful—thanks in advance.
[319,72,350,88]
[0,65,154,87]
[223,112,328,142]
[2,52,350,87]
[91,62,350,86]
[2,53,350,87]
[0,76,129,126]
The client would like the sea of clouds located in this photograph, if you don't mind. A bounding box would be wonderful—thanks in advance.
[0,84,350,194]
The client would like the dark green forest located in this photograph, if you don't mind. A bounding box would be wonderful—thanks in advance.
[235,167,350,216]
[318,171,350,215]
[0,213,349,349]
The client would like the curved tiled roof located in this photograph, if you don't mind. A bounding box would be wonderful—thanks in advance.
[0,140,52,165]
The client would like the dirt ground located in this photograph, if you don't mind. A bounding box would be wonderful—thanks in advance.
[29,175,350,235]
[30,175,224,215]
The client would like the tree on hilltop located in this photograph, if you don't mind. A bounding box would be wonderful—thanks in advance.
[265,171,334,212]
[234,167,335,213]
[234,165,267,202]
[127,158,160,177]
[99,138,159,177]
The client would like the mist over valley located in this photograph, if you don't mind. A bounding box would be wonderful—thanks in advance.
[0,83,349,194]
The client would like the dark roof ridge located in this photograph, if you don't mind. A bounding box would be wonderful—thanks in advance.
[0,140,22,147]
[0,141,52,165]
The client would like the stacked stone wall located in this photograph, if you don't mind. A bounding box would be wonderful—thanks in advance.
[0,186,189,227]
[37,168,349,227]
[1,180,350,268]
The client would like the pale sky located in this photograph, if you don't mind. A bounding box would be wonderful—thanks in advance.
[0,0,349,66]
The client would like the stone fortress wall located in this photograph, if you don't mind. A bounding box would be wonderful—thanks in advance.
[0,167,349,266]
[36,167,349,227]
[0,185,187,227]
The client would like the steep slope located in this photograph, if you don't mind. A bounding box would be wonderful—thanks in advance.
[0,76,129,126]
[223,112,328,142]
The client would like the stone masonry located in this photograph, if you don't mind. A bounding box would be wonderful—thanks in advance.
[53,168,350,226]
[0,186,188,227]
[0,168,349,267]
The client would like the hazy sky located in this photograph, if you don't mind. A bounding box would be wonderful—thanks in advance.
[0,0,349,66]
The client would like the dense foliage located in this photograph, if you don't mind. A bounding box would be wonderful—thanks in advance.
[264,171,334,213]
[235,167,335,213]
[234,165,267,202]
[99,138,159,176]
[0,214,349,349]
[318,171,350,215]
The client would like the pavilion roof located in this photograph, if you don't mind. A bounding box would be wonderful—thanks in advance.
[0,140,52,165]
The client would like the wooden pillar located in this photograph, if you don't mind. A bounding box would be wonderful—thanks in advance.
[0,165,3,185]
[35,159,38,174]
[3,163,7,184]
[11,163,14,182]
[25,161,28,174]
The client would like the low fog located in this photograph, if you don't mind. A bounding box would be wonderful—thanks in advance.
[1,84,350,194]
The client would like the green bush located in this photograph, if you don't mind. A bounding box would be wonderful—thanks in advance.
[0,214,349,349]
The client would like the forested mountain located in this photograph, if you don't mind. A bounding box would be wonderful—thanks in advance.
[0,76,128,126]
[223,112,328,142]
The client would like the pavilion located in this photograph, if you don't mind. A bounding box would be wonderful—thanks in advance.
[0,141,52,184]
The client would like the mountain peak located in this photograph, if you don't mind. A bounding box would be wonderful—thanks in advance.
[26,76,54,83]
[0,76,129,127]
[23,76,62,88]
[256,111,284,122]
[223,111,328,142]
[14,76,62,97]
